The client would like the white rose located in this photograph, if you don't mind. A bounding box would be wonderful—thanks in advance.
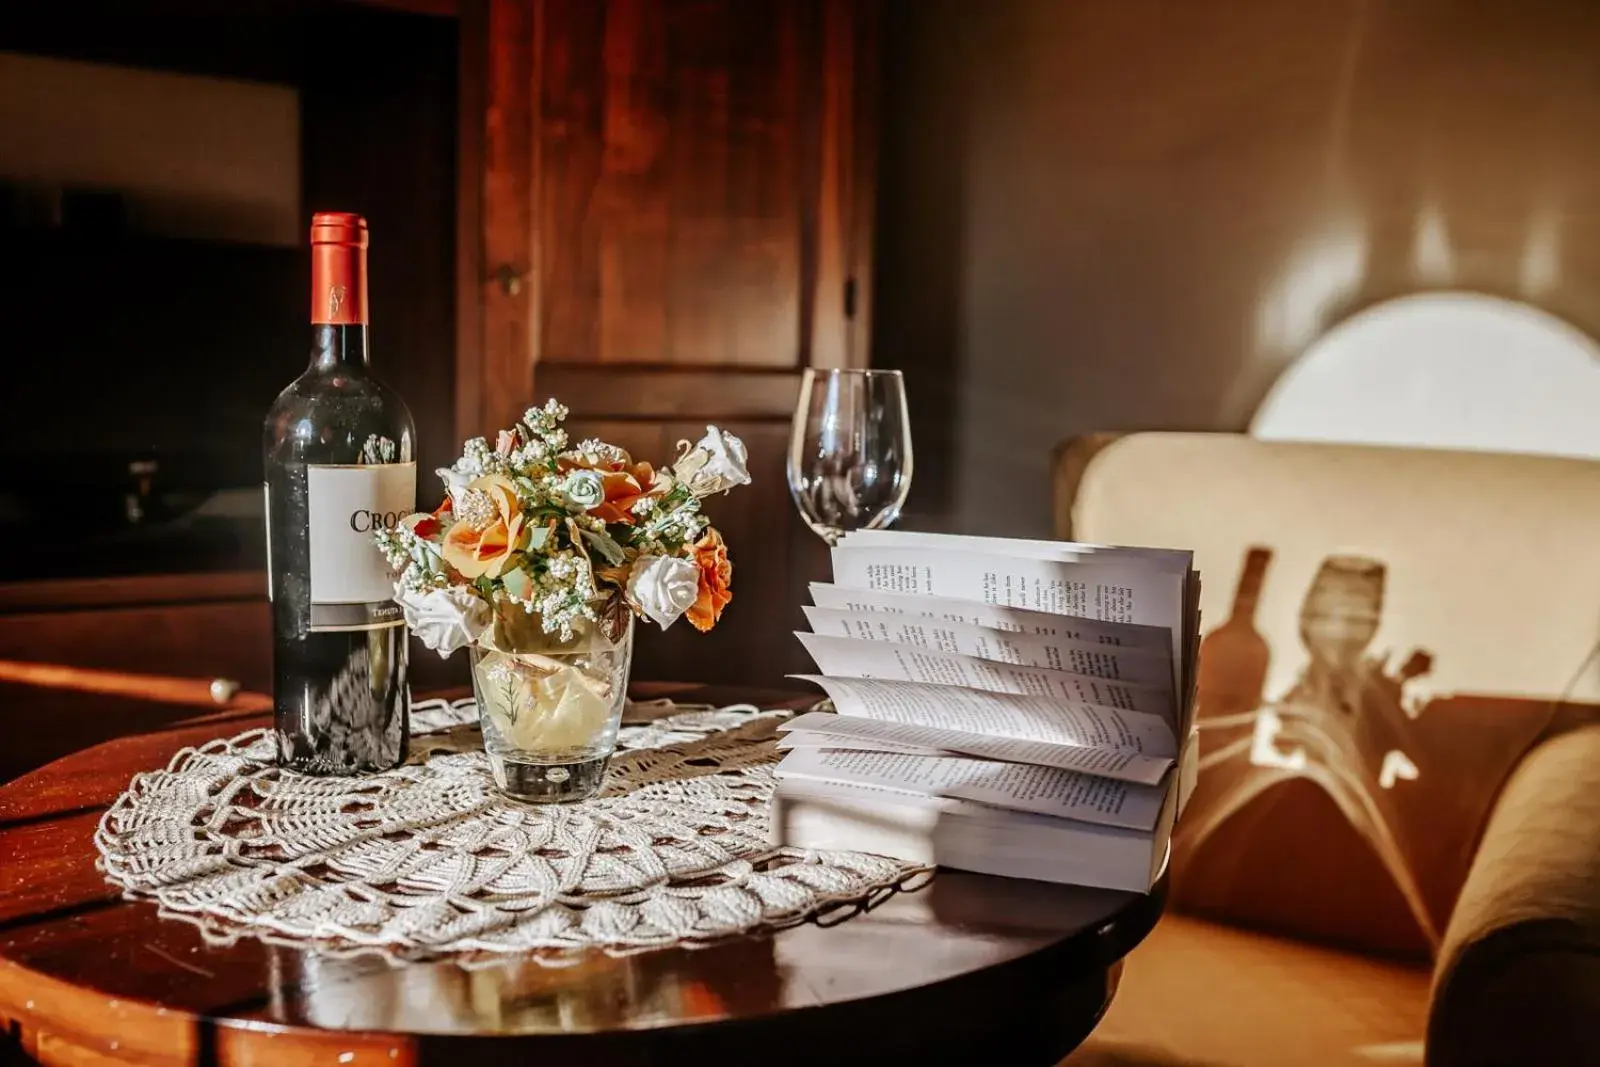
[627,554,701,629]
[564,468,606,510]
[435,465,474,508]
[398,585,493,657]
[677,426,751,497]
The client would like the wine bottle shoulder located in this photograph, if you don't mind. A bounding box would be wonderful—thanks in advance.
[264,367,415,467]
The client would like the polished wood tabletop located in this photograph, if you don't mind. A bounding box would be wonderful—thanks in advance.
[0,683,1164,1066]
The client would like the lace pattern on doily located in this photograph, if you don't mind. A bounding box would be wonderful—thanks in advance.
[94,697,928,963]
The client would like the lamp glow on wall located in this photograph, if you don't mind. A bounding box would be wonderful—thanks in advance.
[1251,291,1600,461]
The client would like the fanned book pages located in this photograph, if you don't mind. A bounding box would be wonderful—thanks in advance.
[772,529,1203,894]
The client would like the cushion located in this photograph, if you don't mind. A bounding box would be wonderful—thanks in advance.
[1427,723,1600,1067]
[1056,433,1600,955]
[1066,913,1431,1067]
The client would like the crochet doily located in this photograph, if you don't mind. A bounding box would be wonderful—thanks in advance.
[95,697,928,963]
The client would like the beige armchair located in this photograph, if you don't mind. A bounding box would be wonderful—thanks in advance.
[1054,432,1600,1067]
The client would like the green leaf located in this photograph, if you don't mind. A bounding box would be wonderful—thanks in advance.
[580,526,626,566]
[525,524,552,552]
[501,567,532,601]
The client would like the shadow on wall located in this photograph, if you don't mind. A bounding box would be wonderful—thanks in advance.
[1181,544,1600,958]
[872,0,1600,536]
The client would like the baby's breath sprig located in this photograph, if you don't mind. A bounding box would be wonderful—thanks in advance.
[510,399,570,468]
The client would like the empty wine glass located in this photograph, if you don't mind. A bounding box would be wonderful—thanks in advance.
[787,368,913,545]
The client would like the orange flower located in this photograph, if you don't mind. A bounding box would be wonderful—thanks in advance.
[406,495,457,543]
[686,528,732,632]
[404,513,440,540]
[440,474,526,579]
[400,495,453,540]
[590,462,656,525]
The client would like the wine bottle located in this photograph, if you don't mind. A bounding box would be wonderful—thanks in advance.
[1195,546,1272,725]
[263,212,415,774]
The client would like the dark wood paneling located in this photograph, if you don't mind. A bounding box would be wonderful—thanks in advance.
[533,364,803,421]
[807,0,879,371]
[475,0,540,439]
[474,0,874,404]
[0,599,274,781]
[535,0,810,369]
[0,603,271,690]
[456,0,490,447]
[0,572,263,612]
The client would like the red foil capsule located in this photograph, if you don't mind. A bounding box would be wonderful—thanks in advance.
[309,211,369,325]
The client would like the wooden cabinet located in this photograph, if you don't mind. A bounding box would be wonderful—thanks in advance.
[0,573,271,781]
[0,572,466,782]
[457,0,879,684]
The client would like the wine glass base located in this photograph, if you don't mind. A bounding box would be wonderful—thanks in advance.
[487,751,610,803]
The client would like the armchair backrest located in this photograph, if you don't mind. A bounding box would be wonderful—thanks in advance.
[1056,431,1600,956]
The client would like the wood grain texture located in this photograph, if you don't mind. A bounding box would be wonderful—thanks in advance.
[0,597,274,784]
[470,1,877,683]
[0,573,264,613]
[475,0,874,390]
[806,0,879,371]
[0,684,1163,1066]
[455,0,490,451]
[537,0,806,369]
[0,812,120,928]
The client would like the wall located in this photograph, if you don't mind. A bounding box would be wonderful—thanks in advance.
[0,50,300,245]
[872,0,1600,537]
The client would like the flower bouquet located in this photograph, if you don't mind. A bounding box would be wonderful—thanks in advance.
[375,400,749,801]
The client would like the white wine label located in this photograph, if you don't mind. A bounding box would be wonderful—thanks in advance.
[307,462,415,631]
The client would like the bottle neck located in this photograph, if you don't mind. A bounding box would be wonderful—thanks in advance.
[311,324,370,369]
[1228,550,1270,622]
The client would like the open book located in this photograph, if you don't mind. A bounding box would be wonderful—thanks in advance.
[770,529,1202,894]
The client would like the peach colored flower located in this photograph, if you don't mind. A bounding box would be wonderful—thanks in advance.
[590,462,656,525]
[440,474,526,579]
[686,528,732,632]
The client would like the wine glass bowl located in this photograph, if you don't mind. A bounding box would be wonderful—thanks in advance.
[787,369,913,545]
[1299,554,1386,671]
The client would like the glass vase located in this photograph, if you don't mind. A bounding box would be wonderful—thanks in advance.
[469,598,635,803]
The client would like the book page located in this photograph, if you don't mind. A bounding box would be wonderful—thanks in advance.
[796,632,1175,722]
[801,606,1172,687]
[777,710,1175,784]
[794,675,1178,757]
[808,583,1170,651]
[829,546,1189,687]
[776,731,948,757]
[776,746,1166,831]
[839,529,1193,572]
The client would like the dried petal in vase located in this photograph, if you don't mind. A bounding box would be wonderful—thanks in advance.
[471,601,634,802]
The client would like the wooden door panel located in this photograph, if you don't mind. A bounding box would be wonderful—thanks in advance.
[537,0,810,369]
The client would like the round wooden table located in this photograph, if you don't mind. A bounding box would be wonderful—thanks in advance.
[0,684,1164,1066]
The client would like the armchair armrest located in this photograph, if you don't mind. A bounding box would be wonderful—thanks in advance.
[1428,723,1600,1067]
